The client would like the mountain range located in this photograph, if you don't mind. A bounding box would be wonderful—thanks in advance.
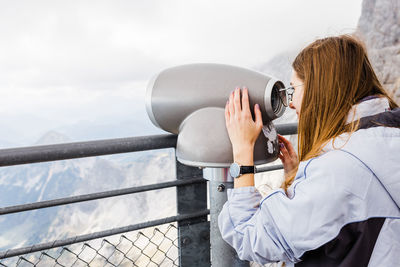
[0,131,176,253]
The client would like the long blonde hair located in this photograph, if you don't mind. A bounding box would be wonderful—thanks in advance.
[283,35,398,189]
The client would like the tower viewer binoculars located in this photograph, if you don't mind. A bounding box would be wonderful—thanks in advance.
[146,63,286,168]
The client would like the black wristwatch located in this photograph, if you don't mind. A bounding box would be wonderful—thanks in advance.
[229,162,255,178]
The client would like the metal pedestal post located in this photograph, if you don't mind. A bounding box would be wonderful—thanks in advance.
[176,161,210,267]
[204,168,249,267]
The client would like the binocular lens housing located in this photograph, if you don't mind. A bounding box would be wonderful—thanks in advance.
[268,80,286,118]
[272,83,282,113]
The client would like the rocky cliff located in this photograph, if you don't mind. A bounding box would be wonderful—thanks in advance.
[356,0,400,103]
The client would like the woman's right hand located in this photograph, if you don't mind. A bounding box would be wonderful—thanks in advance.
[224,87,263,165]
[278,134,299,178]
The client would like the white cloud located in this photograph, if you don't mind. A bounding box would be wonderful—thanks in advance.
[0,0,363,88]
[0,0,363,144]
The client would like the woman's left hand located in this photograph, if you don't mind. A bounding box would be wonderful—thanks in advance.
[278,134,299,178]
[225,87,263,164]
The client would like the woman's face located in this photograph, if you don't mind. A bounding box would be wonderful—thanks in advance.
[289,70,304,117]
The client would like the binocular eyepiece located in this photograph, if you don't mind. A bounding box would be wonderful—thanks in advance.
[146,63,286,168]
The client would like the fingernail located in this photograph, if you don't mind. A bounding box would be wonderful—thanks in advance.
[280,143,284,148]
[255,104,259,109]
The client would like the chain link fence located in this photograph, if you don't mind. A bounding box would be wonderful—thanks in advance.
[0,223,178,267]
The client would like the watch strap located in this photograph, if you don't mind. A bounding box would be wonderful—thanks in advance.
[240,165,255,175]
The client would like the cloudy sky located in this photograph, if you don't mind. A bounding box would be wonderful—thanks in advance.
[0,0,363,146]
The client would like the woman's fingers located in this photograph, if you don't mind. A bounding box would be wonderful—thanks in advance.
[228,91,235,118]
[278,153,286,164]
[241,87,251,114]
[278,134,296,156]
[254,104,263,128]
[279,143,290,158]
[278,134,289,144]
[233,87,241,115]
[224,87,265,151]
[278,133,299,177]
[227,87,262,127]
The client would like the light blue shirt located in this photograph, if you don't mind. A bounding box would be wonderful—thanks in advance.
[218,119,400,266]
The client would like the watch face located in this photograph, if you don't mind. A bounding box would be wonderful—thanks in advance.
[229,163,240,178]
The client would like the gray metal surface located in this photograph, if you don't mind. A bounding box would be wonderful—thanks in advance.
[275,122,298,135]
[0,177,205,215]
[256,164,284,173]
[179,221,210,267]
[146,64,286,133]
[176,108,279,168]
[146,63,286,168]
[203,167,233,182]
[0,210,209,259]
[176,161,210,266]
[208,168,249,267]
[0,134,177,167]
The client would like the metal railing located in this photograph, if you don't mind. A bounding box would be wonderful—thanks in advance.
[0,122,297,266]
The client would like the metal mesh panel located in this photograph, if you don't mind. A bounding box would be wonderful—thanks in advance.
[0,223,178,267]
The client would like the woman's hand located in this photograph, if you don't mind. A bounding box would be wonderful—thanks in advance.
[278,134,299,178]
[225,87,263,165]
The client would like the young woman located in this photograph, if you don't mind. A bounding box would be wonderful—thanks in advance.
[218,35,400,266]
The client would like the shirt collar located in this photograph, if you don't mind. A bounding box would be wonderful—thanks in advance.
[346,97,390,124]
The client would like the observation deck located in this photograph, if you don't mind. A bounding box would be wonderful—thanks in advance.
[0,123,297,267]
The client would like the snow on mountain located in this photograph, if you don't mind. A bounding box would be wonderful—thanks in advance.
[34,130,72,145]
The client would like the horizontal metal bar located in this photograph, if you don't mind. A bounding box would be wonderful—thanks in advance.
[0,177,206,215]
[256,164,284,173]
[0,123,296,168]
[0,209,210,259]
[0,134,177,167]
[275,122,298,135]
